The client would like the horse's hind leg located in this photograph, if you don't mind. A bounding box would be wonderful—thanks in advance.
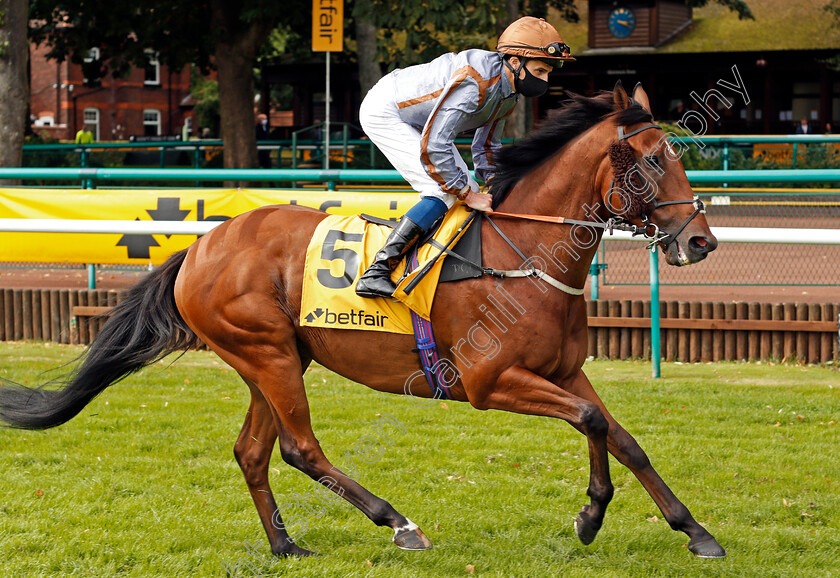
[263,357,431,549]
[233,380,315,557]
[219,323,432,551]
[566,371,726,558]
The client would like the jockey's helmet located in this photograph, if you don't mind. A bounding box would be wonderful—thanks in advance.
[497,17,575,67]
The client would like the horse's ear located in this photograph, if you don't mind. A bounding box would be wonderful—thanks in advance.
[632,82,652,115]
[613,80,630,111]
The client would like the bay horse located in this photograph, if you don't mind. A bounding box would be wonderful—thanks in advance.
[0,83,725,558]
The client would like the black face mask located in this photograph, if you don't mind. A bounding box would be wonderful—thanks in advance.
[508,58,549,98]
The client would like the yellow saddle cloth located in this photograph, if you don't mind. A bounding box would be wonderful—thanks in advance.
[300,204,474,334]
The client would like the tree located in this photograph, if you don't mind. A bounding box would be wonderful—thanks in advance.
[353,0,381,98]
[0,0,29,184]
[191,71,221,138]
[30,0,309,170]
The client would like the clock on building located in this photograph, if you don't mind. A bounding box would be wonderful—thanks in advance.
[608,7,636,38]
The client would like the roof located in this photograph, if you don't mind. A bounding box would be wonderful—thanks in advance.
[553,0,840,55]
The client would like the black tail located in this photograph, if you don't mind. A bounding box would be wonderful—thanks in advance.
[0,249,199,429]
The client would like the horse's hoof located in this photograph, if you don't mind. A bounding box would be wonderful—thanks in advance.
[688,535,726,558]
[274,543,319,557]
[574,512,600,545]
[394,521,433,550]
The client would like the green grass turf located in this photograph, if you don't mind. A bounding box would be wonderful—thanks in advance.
[0,342,838,577]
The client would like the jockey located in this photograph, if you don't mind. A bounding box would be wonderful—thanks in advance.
[355,16,574,299]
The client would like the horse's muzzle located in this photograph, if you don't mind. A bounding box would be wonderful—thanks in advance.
[663,230,717,266]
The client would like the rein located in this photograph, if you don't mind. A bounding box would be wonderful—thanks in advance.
[488,122,706,250]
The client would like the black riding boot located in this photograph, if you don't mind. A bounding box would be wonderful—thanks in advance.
[355,217,425,298]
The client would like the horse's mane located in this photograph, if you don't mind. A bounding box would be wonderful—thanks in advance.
[488,91,653,208]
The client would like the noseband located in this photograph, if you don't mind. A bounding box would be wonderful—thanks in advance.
[611,123,706,250]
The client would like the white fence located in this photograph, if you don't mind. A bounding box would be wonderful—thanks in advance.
[1,219,840,245]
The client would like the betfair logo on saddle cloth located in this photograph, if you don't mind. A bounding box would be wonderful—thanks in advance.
[300,204,474,334]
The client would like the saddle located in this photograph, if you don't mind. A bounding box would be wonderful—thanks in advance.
[358,211,484,285]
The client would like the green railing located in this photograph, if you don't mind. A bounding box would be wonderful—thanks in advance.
[4,167,840,188]
[23,134,840,173]
[22,135,511,171]
[24,140,226,171]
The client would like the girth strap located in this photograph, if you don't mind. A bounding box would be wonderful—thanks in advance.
[407,247,452,400]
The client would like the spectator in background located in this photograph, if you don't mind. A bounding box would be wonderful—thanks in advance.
[668,100,685,121]
[795,118,811,134]
[312,119,324,146]
[75,124,94,144]
[824,122,832,134]
[256,113,272,169]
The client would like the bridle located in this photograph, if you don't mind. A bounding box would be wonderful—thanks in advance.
[432,120,710,296]
[611,123,706,250]
[490,121,707,251]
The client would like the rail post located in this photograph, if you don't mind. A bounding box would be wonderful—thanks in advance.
[649,245,661,378]
[193,143,201,187]
[79,145,92,189]
[342,125,349,170]
[722,142,729,188]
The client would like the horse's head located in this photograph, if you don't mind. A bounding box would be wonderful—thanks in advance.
[603,82,717,266]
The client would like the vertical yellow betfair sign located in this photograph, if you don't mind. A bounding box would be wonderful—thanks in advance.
[312,0,343,170]
[312,0,343,52]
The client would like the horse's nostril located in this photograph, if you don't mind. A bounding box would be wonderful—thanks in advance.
[689,235,716,253]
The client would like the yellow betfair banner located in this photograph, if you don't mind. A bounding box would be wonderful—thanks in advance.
[0,188,418,265]
[312,0,343,52]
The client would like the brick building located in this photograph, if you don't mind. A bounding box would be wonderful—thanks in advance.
[29,42,193,142]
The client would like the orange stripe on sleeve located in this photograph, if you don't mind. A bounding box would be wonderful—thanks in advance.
[420,67,501,194]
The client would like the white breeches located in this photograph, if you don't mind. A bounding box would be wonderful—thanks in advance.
[360,76,475,209]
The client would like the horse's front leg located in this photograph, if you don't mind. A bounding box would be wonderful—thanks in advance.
[468,366,614,545]
[566,371,726,558]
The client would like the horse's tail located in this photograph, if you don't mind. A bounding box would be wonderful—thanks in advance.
[0,249,199,430]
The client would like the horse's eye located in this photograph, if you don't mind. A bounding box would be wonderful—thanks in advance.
[645,155,661,168]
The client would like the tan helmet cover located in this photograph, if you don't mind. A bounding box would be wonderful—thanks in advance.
[496,16,575,64]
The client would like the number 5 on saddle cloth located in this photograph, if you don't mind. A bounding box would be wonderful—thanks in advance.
[299,204,482,335]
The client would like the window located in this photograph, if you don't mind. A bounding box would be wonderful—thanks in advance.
[83,48,100,63]
[83,47,102,86]
[144,51,160,85]
[34,115,54,127]
[83,108,100,141]
[143,109,161,136]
